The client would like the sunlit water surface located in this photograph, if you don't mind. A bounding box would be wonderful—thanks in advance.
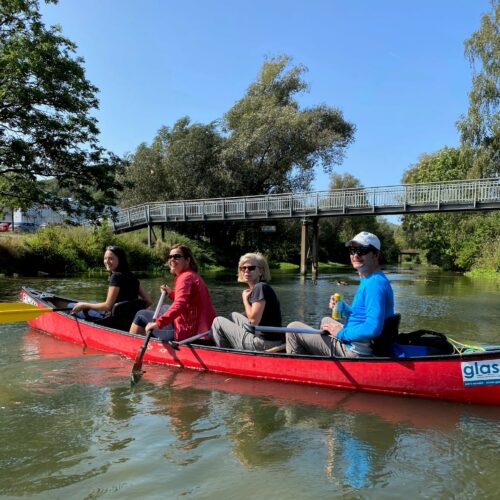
[1,268,499,498]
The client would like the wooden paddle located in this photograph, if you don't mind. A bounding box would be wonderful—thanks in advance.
[130,291,166,386]
[0,302,73,324]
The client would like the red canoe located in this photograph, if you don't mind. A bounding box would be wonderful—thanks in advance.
[20,287,500,405]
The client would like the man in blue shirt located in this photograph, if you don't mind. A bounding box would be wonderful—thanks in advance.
[286,231,395,357]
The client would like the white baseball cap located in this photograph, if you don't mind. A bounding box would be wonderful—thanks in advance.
[345,231,381,251]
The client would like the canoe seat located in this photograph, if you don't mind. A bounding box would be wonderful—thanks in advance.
[370,314,401,356]
[95,298,148,331]
[266,343,287,353]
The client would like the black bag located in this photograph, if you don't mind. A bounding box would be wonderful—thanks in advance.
[391,330,455,358]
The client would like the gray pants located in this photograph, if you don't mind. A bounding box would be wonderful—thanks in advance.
[286,317,360,358]
[212,312,284,351]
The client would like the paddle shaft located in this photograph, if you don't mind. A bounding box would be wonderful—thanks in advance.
[247,324,325,335]
[130,291,166,384]
[169,330,211,349]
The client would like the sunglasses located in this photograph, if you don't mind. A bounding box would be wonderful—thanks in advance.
[240,265,257,271]
[348,246,373,256]
[168,253,184,260]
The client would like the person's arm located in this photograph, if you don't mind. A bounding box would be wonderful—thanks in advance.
[242,288,266,325]
[138,284,153,308]
[71,286,120,314]
[336,283,386,343]
[154,274,193,329]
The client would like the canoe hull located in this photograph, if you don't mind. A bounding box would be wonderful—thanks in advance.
[20,287,500,405]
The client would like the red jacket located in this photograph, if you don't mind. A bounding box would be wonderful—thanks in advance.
[155,269,216,341]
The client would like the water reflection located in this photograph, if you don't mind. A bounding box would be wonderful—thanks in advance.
[1,271,500,497]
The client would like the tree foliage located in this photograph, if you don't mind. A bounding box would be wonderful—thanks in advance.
[221,55,355,195]
[0,0,122,217]
[456,0,499,177]
[120,55,355,206]
[401,147,500,271]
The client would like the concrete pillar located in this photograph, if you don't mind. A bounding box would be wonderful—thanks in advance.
[300,219,309,276]
[311,218,319,280]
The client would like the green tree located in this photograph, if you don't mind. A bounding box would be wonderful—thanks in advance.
[222,55,355,195]
[120,118,225,206]
[456,0,499,177]
[0,0,122,217]
[402,147,499,271]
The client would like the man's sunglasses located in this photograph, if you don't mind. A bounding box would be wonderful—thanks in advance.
[168,254,184,260]
[240,265,257,271]
[348,246,373,256]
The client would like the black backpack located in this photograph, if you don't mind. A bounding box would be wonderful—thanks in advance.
[391,330,455,357]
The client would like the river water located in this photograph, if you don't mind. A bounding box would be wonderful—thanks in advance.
[1,268,499,499]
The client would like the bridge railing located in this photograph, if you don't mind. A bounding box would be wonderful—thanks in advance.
[112,178,500,231]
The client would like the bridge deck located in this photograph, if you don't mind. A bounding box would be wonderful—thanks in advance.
[111,178,500,232]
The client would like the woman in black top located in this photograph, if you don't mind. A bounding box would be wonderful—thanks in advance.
[71,245,152,318]
[212,252,283,351]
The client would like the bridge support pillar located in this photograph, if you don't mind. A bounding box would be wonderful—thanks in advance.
[300,219,309,276]
[311,218,319,280]
[147,224,152,247]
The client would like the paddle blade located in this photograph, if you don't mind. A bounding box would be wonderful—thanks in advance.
[130,367,143,386]
[130,352,145,386]
[0,303,53,324]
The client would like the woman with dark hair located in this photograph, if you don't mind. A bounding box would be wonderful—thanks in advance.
[129,244,217,342]
[212,252,283,351]
[70,245,152,318]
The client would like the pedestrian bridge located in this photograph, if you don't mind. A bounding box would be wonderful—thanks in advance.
[111,178,500,232]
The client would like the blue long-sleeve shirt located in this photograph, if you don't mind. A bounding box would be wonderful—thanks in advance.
[336,271,394,347]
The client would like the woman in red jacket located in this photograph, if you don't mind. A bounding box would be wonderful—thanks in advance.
[129,244,216,342]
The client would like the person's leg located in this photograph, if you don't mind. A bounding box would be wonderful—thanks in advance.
[286,321,333,355]
[212,316,248,348]
[151,328,175,342]
[320,316,343,330]
[129,305,172,336]
[213,313,281,351]
[230,311,250,327]
[319,317,360,358]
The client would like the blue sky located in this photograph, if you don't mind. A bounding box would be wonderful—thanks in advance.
[41,0,491,192]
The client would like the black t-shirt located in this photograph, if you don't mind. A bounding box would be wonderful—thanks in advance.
[249,282,283,341]
[108,271,140,302]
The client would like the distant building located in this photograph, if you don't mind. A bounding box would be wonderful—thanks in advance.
[1,200,117,228]
[2,202,83,227]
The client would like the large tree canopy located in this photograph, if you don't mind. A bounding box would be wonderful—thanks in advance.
[121,55,355,206]
[221,55,355,195]
[456,0,499,177]
[0,0,122,217]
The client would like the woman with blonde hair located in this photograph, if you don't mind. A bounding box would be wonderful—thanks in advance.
[212,252,283,351]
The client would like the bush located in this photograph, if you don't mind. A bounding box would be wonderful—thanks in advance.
[0,223,217,276]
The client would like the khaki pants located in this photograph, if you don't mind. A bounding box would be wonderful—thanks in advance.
[285,317,360,357]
